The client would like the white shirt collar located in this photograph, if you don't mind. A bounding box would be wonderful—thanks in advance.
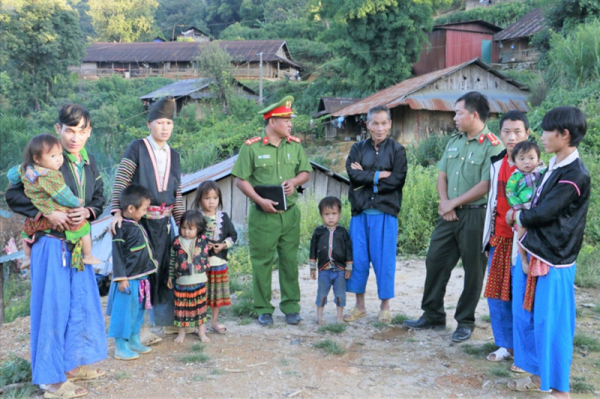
[146,135,169,152]
[547,149,579,171]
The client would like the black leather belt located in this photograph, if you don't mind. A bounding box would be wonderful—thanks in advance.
[456,204,487,209]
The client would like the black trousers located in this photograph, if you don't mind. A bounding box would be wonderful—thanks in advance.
[421,208,487,330]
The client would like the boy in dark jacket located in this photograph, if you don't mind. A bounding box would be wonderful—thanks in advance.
[507,106,591,396]
[108,185,157,360]
[310,197,353,325]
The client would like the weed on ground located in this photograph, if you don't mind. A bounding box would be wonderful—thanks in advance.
[317,324,347,334]
[313,339,346,355]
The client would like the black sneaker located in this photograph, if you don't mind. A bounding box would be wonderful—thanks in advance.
[451,327,472,342]
[285,313,301,325]
[258,314,273,326]
[403,316,446,330]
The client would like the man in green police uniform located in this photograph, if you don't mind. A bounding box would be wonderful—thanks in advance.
[404,91,504,342]
[232,96,312,326]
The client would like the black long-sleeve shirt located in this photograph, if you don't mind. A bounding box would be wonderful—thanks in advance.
[309,225,353,272]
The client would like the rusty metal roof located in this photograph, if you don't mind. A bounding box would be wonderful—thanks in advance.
[494,9,547,41]
[139,78,257,100]
[434,20,502,33]
[332,58,528,117]
[82,40,303,69]
[312,97,360,118]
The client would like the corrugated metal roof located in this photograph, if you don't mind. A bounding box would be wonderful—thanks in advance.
[332,58,528,117]
[181,155,349,195]
[139,78,257,100]
[434,20,502,33]
[312,97,360,118]
[494,9,546,41]
[82,40,303,69]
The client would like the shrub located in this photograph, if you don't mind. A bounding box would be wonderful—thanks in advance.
[0,354,31,388]
[313,339,346,355]
[407,133,452,167]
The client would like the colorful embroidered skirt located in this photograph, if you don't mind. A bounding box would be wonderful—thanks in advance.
[174,282,207,327]
[206,263,231,308]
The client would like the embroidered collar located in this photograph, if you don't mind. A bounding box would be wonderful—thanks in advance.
[142,138,171,192]
[146,134,170,152]
[63,147,89,164]
[547,149,579,171]
[325,224,338,232]
[24,165,50,183]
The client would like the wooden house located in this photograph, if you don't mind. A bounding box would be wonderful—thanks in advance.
[413,20,502,76]
[180,156,349,226]
[178,26,211,42]
[139,78,258,117]
[73,40,303,80]
[312,97,362,140]
[494,9,546,64]
[332,58,529,145]
[465,0,520,10]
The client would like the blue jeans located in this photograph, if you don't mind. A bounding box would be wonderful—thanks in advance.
[316,269,346,308]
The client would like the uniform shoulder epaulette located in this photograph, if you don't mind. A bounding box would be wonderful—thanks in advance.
[244,136,261,145]
[486,132,501,146]
[288,135,301,143]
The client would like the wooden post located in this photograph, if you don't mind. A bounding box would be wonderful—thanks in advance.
[0,263,5,326]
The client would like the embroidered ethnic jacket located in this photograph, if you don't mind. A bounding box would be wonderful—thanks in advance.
[309,225,353,272]
[112,219,158,281]
[203,211,237,260]
[169,235,210,280]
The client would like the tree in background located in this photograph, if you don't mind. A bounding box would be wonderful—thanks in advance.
[155,0,210,40]
[0,0,85,112]
[87,0,159,42]
[197,42,235,115]
[203,0,264,35]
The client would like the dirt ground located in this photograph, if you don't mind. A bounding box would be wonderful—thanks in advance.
[2,259,599,398]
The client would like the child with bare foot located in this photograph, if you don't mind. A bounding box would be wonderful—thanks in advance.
[168,210,211,343]
[7,134,102,270]
[310,197,353,325]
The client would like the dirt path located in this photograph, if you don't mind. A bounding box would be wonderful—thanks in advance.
[2,259,599,398]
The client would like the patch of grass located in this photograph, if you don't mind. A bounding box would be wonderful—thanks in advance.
[480,315,491,323]
[284,371,299,376]
[238,317,253,325]
[317,324,347,334]
[191,374,205,382]
[489,365,511,378]
[210,368,225,375]
[575,245,600,288]
[594,303,600,313]
[0,354,31,388]
[573,333,600,352]
[575,308,583,318]
[406,338,417,343]
[3,275,31,323]
[462,342,498,357]
[114,371,130,380]
[1,384,38,399]
[280,358,296,366]
[190,343,205,352]
[181,352,210,363]
[230,280,258,319]
[371,321,389,329]
[391,313,410,325]
[313,339,346,355]
[571,376,595,393]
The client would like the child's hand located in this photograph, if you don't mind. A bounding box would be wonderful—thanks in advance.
[345,271,351,279]
[167,278,173,289]
[118,280,130,293]
[522,261,529,275]
[310,270,316,280]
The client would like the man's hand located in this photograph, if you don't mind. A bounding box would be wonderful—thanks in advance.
[110,212,123,236]
[118,280,130,293]
[281,179,295,196]
[438,199,456,216]
[350,162,363,170]
[378,171,391,179]
[310,270,316,280]
[45,211,70,231]
[258,198,279,213]
[167,278,173,289]
[68,207,91,226]
[505,209,516,226]
[345,271,351,279]
[442,210,459,222]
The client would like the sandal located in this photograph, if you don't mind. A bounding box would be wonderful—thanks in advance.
[316,318,325,326]
[511,363,526,373]
[141,333,162,346]
[211,324,227,334]
[343,308,367,322]
[486,347,512,362]
[44,381,88,398]
[378,310,392,324]
[67,365,105,382]
[507,377,549,392]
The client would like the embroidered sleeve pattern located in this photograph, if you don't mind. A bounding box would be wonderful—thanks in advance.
[111,157,137,213]
[173,185,185,226]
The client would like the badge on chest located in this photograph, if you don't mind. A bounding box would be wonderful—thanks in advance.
[258,154,271,160]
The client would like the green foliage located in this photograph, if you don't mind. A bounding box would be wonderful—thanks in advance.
[310,155,332,169]
[571,376,595,393]
[489,365,511,378]
[371,321,389,329]
[546,19,600,88]
[155,0,211,40]
[391,313,410,325]
[396,165,439,255]
[317,324,347,334]
[3,275,31,323]
[229,279,258,318]
[545,0,600,33]
[313,339,346,355]
[1,1,86,112]
[434,0,538,28]
[461,342,498,357]
[197,42,236,115]
[407,133,452,167]
[575,246,600,288]
[0,354,31,388]
[87,0,159,42]
[573,333,600,352]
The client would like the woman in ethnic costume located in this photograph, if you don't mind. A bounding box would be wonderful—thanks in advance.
[6,104,107,398]
[110,97,184,341]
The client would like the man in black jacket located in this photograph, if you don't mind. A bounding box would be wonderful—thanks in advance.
[343,105,407,324]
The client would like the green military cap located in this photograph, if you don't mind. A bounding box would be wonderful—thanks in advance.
[148,96,175,122]
[259,96,296,120]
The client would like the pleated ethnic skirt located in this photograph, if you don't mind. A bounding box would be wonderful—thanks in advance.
[206,263,231,308]
[174,282,207,327]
